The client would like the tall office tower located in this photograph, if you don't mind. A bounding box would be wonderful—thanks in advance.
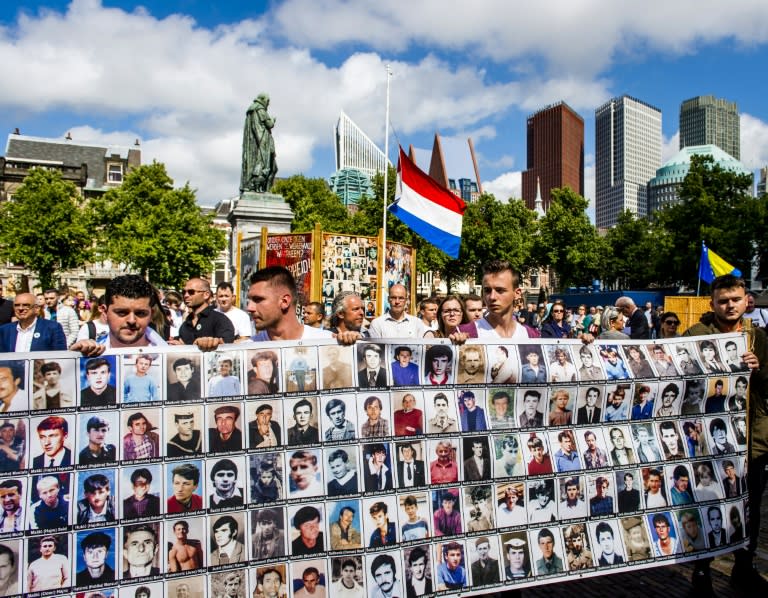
[334,110,388,179]
[521,102,584,211]
[595,95,662,228]
[679,95,740,160]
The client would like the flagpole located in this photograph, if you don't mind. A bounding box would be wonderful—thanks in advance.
[380,64,391,307]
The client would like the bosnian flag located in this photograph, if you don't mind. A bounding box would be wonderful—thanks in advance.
[698,242,742,284]
[389,146,466,258]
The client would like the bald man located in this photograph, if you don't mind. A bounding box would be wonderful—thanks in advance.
[368,284,426,338]
[173,277,235,349]
[0,293,66,351]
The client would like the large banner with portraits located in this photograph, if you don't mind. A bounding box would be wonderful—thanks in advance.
[0,333,750,598]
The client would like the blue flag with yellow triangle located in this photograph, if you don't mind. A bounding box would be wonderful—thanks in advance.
[698,242,741,284]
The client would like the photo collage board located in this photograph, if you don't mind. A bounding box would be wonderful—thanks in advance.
[320,234,414,320]
[0,333,750,597]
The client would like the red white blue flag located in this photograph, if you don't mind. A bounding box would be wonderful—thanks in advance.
[390,146,466,258]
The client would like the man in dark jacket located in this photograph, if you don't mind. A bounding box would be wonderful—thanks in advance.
[683,274,768,594]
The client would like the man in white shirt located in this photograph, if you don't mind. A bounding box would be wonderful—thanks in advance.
[458,260,536,340]
[0,293,66,352]
[42,288,80,347]
[332,559,364,598]
[368,284,426,339]
[216,281,253,339]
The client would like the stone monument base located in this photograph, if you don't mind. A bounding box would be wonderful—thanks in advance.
[227,191,294,237]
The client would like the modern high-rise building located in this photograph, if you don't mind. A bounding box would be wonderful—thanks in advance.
[521,102,584,211]
[679,95,740,160]
[758,166,767,196]
[595,95,662,228]
[334,110,388,180]
[332,111,389,207]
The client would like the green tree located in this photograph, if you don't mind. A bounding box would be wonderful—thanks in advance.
[456,194,537,285]
[272,175,351,232]
[603,210,673,289]
[655,154,763,288]
[88,162,226,288]
[534,187,607,289]
[0,168,93,289]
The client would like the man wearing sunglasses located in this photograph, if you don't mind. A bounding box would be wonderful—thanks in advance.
[172,278,235,349]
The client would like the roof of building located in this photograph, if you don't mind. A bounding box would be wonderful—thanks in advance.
[4,134,135,190]
[649,144,752,187]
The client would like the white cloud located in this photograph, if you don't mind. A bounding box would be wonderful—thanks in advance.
[740,113,768,170]
[583,156,596,224]
[2,0,767,206]
[272,0,768,77]
[662,131,681,163]
[0,2,539,202]
[483,171,521,203]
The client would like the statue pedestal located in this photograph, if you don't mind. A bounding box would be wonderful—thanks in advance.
[227,191,293,240]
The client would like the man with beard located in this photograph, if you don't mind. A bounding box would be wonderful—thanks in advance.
[70,274,167,356]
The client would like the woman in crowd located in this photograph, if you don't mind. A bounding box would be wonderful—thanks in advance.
[599,306,630,340]
[540,300,571,338]
[658,311,681,339]
[425,295,467,338]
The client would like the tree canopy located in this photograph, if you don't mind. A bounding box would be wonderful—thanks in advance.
[602,210,672,289]
[87,162,226,288]
[0,168,93,290]
[534,187,608,289]
[272,175,351,233]
[653,154,765,288]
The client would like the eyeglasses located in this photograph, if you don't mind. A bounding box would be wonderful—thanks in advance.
[13,304,33,310]
[183,289,204,295]
[664,320,680,326]
[552,309,564,313]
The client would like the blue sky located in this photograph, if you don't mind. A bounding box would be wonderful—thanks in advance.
[2,0,767,210]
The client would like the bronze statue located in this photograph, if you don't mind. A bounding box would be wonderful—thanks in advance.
[240,93,278,193]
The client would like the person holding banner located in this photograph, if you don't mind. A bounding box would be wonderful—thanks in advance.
[682,274,768,593]
[70,274,167,356]
[457,261,541,340]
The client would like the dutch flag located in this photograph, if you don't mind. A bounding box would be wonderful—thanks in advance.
[389,146,466,258]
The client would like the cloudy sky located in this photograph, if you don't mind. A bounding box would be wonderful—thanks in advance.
[1,0,767,211]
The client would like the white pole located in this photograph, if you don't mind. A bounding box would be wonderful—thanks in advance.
[381,64,391,308]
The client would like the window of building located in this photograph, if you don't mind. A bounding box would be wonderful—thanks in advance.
[107,163,123,183]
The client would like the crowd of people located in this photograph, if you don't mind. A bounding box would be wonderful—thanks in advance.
[0,262,766,597]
